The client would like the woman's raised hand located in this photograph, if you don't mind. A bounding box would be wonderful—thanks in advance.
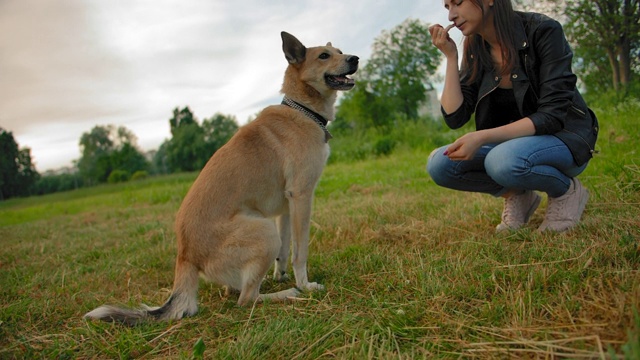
[428,23,457,59]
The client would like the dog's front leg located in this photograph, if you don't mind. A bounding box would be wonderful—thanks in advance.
[273,214,291,282]
[288,193,324,291]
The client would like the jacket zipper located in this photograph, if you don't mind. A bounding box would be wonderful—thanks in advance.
[475,82,499,114]
[570,105,586,116]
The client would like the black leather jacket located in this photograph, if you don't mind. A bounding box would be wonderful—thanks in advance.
[442,11,599,166]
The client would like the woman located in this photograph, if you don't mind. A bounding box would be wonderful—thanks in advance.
[427,0,598,232]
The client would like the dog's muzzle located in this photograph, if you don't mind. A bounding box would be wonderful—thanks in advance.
[325,56,359,90]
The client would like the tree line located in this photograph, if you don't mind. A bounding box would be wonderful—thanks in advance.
[2,0,637,200]
[0,109,238,199]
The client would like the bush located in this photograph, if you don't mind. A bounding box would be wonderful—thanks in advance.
[130,170,149,181]
[373,136,396,156]
[327,115,471,164]
[107,170,129,184]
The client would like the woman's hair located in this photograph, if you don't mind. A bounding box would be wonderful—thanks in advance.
[460,0,518,84]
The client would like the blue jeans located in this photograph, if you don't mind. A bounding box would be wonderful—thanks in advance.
[426,136,588,198]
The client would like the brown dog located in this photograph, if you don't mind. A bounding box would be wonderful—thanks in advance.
[84,32,358,325]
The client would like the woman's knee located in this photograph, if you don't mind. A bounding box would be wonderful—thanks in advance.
[426,146,450,185]
[485,143,530,185]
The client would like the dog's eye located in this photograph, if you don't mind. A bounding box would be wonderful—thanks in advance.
[319,53,330,60]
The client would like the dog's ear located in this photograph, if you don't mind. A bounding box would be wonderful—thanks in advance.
[281,31,306,64]
[326,42,332,47]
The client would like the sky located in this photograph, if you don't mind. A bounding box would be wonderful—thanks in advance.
[0,0,459,172]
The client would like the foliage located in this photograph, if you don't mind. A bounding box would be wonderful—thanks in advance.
[162,107,239,173]
[77,125,150,185]
[202,113,239,151]
[328,115,469,164]
[564,0,640,93]
[0,128,39,200]
[33,171,84,196]
[333,18,442,133]
[107,170,130,184]
[130,170,149,181]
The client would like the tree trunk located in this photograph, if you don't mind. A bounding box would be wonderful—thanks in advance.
[606,47,621,91]
[618,42,631,87]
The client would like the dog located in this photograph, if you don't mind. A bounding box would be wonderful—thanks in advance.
[84,32,359,325]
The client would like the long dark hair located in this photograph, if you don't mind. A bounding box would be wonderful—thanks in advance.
[460,0,518,84]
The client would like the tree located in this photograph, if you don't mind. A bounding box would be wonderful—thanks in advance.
[334,18,443,132]
[169,107,197,136]
[165,107,208,172]
[77,125,114,184]
[164,108,239,173]
[77,125,149,184]
[110,142,149,179]
[565,0,639,92]
[202,113,239,152]
[0,128,39,200]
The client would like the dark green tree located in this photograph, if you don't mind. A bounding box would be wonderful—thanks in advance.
[77,125,114,184]
[0,128,39,200]
[170,107,197,135]
[202,113,239,153]
[564,0,639,93]
[110,142,149,179]
[164,108,239,173]
[77,125,149,184]
[334,18,443,132]
[166,107,208,172]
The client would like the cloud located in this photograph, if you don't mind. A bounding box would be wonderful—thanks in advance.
[0,0,452,171]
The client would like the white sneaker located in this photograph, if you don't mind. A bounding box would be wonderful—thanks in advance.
[538,178,589,232]
[496,190,542,232]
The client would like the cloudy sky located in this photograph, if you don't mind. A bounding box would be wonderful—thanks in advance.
[0,0,458,172]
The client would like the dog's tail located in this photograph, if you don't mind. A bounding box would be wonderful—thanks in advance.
[84,261,199,326]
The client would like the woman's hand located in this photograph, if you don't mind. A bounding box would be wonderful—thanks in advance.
[444,119,537,161]
[429,23,457,59]
[444,131,488,161]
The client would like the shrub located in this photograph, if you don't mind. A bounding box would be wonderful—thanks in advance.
[107,170,129,184]
[130,170,149,181]
[373,136,396,156]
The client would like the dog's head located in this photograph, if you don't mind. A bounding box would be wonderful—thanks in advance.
[281,31,358,93]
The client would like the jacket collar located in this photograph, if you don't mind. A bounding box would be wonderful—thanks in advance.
[513,12,531,51]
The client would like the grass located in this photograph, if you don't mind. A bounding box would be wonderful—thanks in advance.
[1,100,639,359]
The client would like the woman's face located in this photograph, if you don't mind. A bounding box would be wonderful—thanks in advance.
[443,0,491,37]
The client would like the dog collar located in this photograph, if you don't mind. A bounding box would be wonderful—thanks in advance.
[281,96,332,142]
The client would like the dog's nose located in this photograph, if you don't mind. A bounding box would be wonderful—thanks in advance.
[347,56,359,64]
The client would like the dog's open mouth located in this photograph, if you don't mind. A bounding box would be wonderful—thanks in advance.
[325,71,356,90]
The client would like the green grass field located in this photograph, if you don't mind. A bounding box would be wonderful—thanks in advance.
[1,101,639,359]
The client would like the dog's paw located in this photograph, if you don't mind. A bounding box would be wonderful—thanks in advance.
[299,282,325,292]
[274,271,290,282]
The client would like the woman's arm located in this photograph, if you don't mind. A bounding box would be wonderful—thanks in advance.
[527,19,577,135]
[429,23,477,129]
[444,117,536,160]
[440,52,464,114]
